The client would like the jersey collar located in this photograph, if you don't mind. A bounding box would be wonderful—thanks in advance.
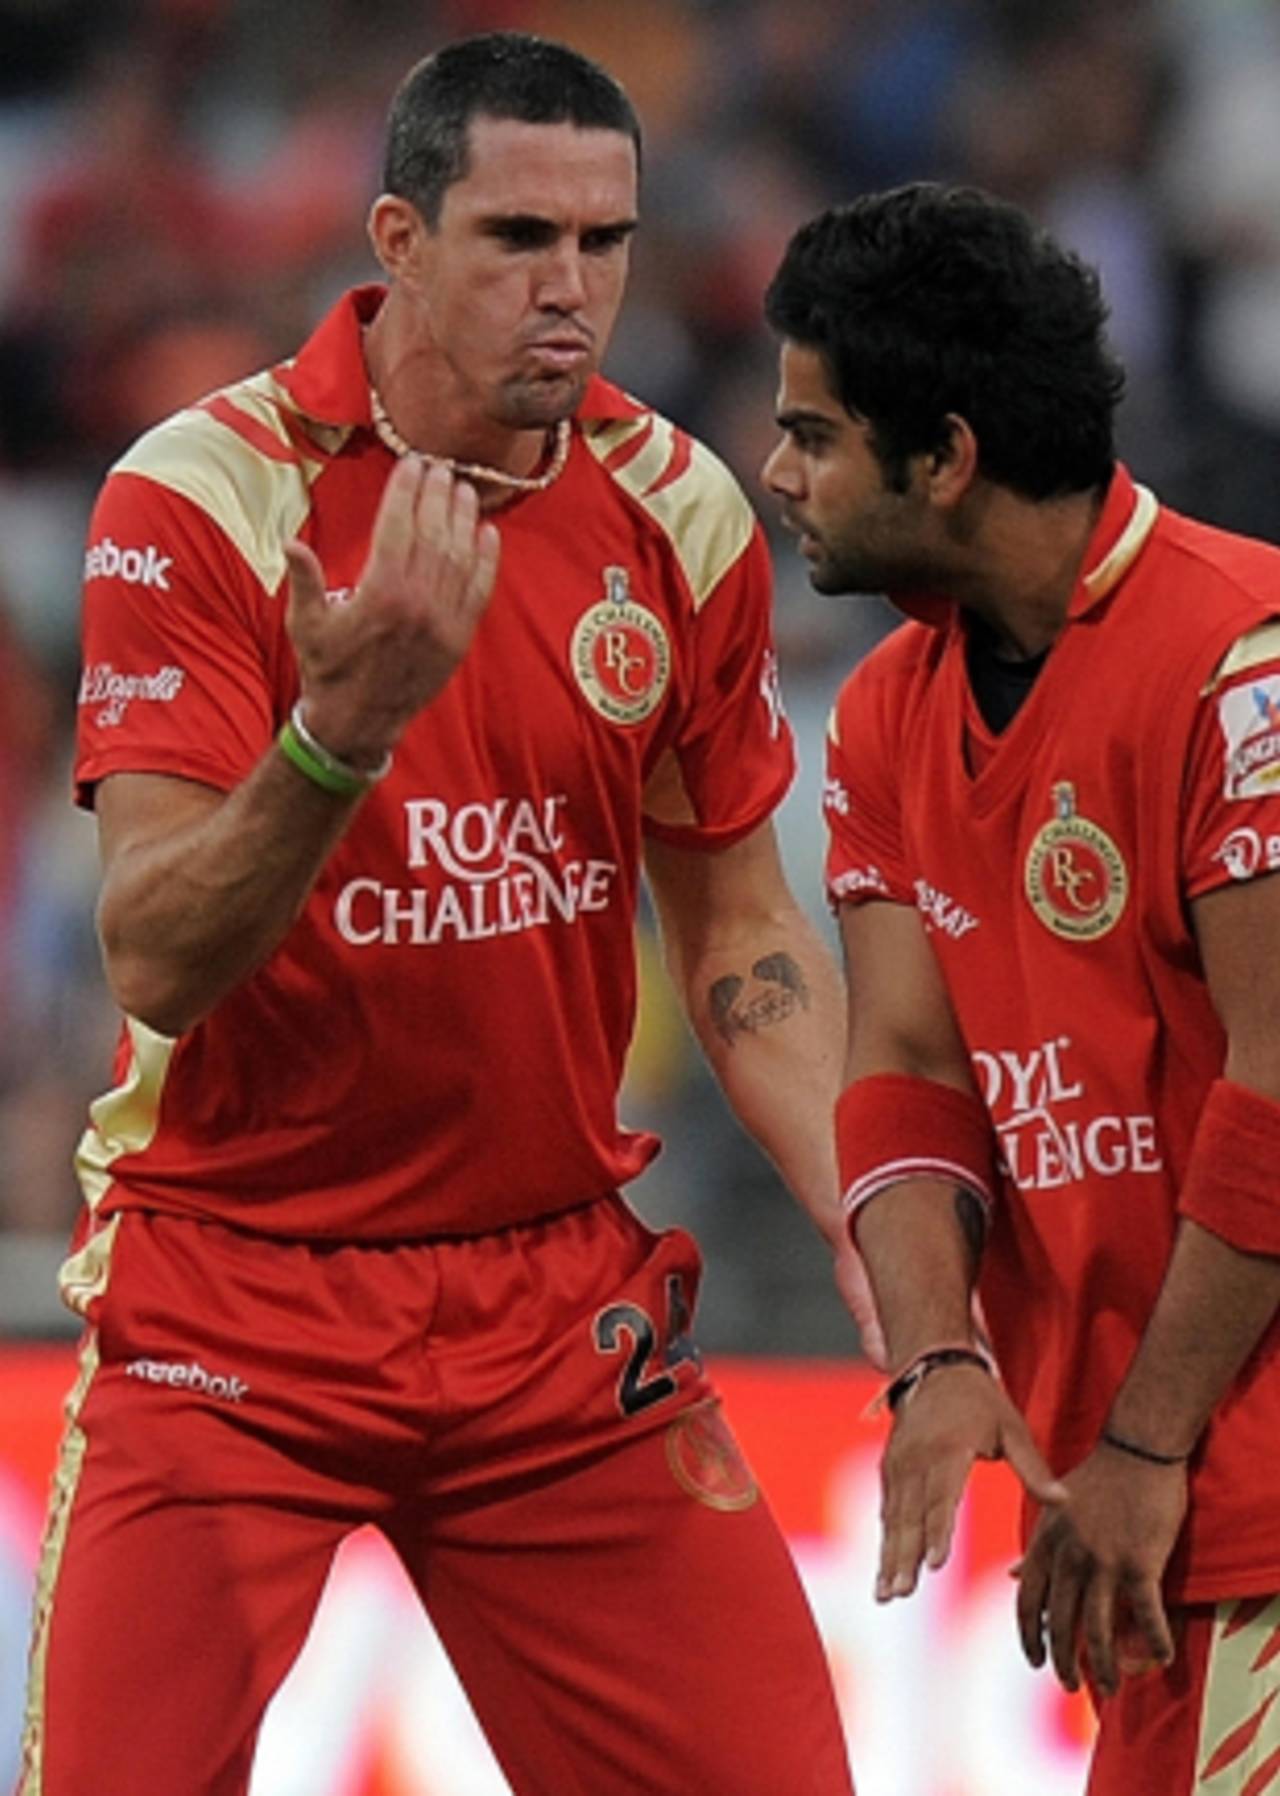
[891,464,1158,633]
[273,284,645,432]
[1067,463,1159,620]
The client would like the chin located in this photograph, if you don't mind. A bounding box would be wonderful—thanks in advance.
[502,372,589,428]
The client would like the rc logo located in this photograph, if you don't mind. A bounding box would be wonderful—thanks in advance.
[84,537,173,590]
[1024,781,1128,941]
[570,566,670,726]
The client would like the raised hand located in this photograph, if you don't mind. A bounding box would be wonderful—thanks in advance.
[284,457,501,771]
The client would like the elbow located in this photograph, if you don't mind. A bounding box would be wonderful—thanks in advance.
[99,927,204,1039]
[103,961,197,1039]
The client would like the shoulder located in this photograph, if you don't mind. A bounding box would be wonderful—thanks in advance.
[828,619,941,768]
[832,618,941,716]
[105,368,334,592]
[1148,507,1280,625]
[578,382,757,609]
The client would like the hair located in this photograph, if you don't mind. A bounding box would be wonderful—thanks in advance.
[764,183,1125,500]
[383,31,642,226]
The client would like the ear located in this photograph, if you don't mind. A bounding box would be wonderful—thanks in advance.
[367,194,430,282]
[924,413,979,507]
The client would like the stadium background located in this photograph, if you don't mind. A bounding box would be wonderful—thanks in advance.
[1,0,1277,1787]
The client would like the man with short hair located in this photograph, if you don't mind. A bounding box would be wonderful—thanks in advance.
[23,33,864,1796]
[763,181,1280,1793]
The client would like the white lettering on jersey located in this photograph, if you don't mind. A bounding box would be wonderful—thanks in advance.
[972,1034,1163,1193]
[84,537,174,590]
[914,877,980,938]
[78,661,186,728]
[830,865,889,900]
[124,1357,249,1402]
[1219,676,1280,799]
[823,775,851,818]
[759,650,785,739]
[333,793,619,948]
[1212,825,1280,881]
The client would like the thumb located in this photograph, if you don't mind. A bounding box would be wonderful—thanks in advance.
[1002,1417,1068,1508]
[283,539,327,629]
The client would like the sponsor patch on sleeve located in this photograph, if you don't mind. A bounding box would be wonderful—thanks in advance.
[1218,676,1280,799]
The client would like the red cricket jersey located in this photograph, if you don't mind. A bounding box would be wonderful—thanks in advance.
[74,286,793,1241]
[826,466,1280,1599]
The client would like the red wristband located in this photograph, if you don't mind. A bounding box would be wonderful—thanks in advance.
[835,1073,999,1233]
[1179,1077,1280,1255]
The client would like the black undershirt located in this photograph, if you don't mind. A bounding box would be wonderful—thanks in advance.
[964,617,1049,733]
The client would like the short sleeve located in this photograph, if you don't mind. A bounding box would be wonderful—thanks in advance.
[642,524,795,848]
[824,662,915,909]
[1183,636,1280,896]
[76,469,276,807]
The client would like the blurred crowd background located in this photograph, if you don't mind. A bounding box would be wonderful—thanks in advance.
[2,0,1279,1348]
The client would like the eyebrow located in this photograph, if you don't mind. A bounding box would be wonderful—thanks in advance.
[480,212,639,237]
[775,407,839,431]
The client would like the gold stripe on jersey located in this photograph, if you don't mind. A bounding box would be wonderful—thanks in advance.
[1195,1594,1280,1792]
[72,1019,175,1241]
[18,1332,103,1795]
[112,371,327,594]
[1083,482,1159,602]
[1206,621,1280,694]
[584,415,755,611]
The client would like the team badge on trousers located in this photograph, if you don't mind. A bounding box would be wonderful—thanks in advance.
[1024,780,1129,940]
[571,566,671,726]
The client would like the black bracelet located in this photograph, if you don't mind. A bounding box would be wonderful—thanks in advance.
[1099,1425,1189,1467]
[886,1346,992,1415]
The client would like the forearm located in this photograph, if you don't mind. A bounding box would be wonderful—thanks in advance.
[98,750,361,1035]
[682,908,846,1243]
[1107,1218,1280,1456]
[854,1182,980,1366]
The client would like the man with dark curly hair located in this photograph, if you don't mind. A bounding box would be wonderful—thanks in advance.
[764,181,1280,1795]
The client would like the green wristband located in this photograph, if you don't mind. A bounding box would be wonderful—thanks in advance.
[277,701,391,798]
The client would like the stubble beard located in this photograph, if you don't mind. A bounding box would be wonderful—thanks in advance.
[497,368,591,430]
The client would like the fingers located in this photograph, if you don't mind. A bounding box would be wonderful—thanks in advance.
[876,1468,927,1601]
[466,519,502,622]
[364,454,424,587]
[1122,1576,1175,1673]
[1044,1550,1086,1691]
[877,1444,972,1600]
[1016,1535,1051,1669]
[1016,1531,1085,1691]
[283,538,327,622]
[1001,1419,1070,1509]
[1082,1575,1118,1698]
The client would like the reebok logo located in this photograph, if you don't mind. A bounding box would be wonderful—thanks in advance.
[125,1357,250,1402]
[84,537,174,590]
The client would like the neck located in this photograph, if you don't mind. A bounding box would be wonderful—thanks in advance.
[363,298,558,487]
[946,486,1104,659]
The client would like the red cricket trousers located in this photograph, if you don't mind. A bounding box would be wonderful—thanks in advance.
[20,1196,854,1795]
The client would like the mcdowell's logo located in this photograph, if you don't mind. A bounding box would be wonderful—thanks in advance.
[1024,781,1128,942]
[570,565,670,726]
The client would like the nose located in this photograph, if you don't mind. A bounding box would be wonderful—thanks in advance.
[537,242,588,313]
[761,437,800,497]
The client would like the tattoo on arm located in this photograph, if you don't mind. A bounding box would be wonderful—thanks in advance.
[954,1188,986,1272]
[708,953,811,1047]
